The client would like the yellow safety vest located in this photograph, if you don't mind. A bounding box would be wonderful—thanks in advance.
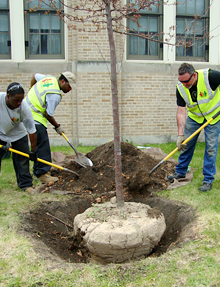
[177,69,220,124]
[25,76,61,128]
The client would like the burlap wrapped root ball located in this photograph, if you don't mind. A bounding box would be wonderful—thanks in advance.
[74,201,166,263]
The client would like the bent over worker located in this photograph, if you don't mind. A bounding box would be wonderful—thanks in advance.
[168,63,220,192]
[0,83,37,194]
[25,72,76,183]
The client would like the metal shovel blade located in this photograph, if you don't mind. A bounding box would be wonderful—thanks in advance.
[75,153,93,167]
[62,133,93,168]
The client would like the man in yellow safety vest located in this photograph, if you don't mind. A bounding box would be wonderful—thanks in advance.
[168,63,220,192]
[25,71,75,183]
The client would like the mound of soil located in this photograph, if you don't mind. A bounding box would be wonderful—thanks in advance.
[23,142,197,265]
[50,141,173,197]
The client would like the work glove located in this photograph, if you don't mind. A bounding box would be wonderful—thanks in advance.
[54,124,64,135]
[1,142,11,151]
[177,135,186,151]
[29,150,38,162]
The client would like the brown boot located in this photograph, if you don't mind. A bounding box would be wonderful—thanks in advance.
[39,172,59,183]
[24,187,35,194]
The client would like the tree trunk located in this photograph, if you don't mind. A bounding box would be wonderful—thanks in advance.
[105,2,124,207]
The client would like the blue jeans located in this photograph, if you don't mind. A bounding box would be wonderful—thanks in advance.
[175,117,220,184]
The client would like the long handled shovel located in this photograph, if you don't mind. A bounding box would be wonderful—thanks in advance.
[61,132,93,168]
[0,145,79,177]
[150,110,220,175]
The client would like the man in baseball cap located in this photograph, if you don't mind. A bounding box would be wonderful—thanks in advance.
[25,71,76,184]
[61,71,76,88]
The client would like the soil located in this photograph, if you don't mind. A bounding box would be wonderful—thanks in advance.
[23,142,197,265]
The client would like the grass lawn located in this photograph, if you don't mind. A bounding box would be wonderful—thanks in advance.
[0,142,220,287]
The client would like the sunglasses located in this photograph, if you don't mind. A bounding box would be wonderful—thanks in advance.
[179,73,194,83]
[7,84,23,92]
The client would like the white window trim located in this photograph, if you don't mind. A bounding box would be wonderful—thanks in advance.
[163,0,176,63]
[4,0,220,64]
[125,0,220,65]
[209,0,220,65]
[7,0,68,63]
[9,0,25,62]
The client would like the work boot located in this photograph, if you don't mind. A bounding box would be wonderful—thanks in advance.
[39,172,59,183]
[199,182,212,192]
[167,173,186,181]
[24,187,35,194]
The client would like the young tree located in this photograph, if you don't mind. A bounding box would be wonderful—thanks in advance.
[29,0,210,207]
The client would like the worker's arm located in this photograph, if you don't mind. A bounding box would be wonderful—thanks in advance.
[29,132,37,151]
[30,74,37,88]
[177,106,186,135]
[176,106,187,150]
[28,132,37,161]
[45,112,64,135]
[45,111,59,128]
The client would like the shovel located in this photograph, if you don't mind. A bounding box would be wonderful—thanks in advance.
[0,145,79,177]
[150,110,220,175]
[61,132,93,168]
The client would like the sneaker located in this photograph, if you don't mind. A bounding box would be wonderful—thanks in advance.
[39,172,59,183]
[167,173,186,181]
[199,182,212,192]
[24,187,35,194]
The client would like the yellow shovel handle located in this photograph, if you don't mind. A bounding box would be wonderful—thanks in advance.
[150,110,220,175]
[62,132,80,158]
[0,144,79,176]
[163,116,213,162]
[62,132,69,142]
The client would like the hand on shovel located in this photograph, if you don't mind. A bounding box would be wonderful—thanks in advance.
[29,150,38,162]
[177,135,186,151]
[1,142,11,151]
[54,124,64,135]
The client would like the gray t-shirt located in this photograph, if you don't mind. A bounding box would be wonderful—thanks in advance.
[0,92,36,142]
[35,73,61,118]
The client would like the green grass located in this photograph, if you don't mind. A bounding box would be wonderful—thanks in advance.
[51,145,97,155]
[0,143,220,286]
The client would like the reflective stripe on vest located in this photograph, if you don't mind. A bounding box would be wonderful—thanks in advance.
[25,84,45,116]
[25,76,61,127]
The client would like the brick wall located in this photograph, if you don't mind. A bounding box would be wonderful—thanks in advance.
[1,2,211,147]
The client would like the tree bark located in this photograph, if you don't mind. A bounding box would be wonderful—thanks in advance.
[105,1,124,207]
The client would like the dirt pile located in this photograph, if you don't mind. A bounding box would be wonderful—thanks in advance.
[51,141,175,197]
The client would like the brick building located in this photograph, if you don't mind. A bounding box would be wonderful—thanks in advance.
[1,0,220,146]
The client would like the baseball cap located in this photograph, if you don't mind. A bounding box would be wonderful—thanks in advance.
[61,71,76,88]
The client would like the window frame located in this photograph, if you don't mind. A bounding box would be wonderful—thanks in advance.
[127,1,163,60]
[0,0,11,59]
[176,0,210,62]
[23,0,65,60]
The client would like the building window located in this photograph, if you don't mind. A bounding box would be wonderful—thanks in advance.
[127,1,163,60]
[24,0,64,59]
[0,0,10,59]
[176,0,209,61]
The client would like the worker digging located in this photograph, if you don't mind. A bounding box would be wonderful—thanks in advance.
[2,63,220,195]
[25,71,77,184]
